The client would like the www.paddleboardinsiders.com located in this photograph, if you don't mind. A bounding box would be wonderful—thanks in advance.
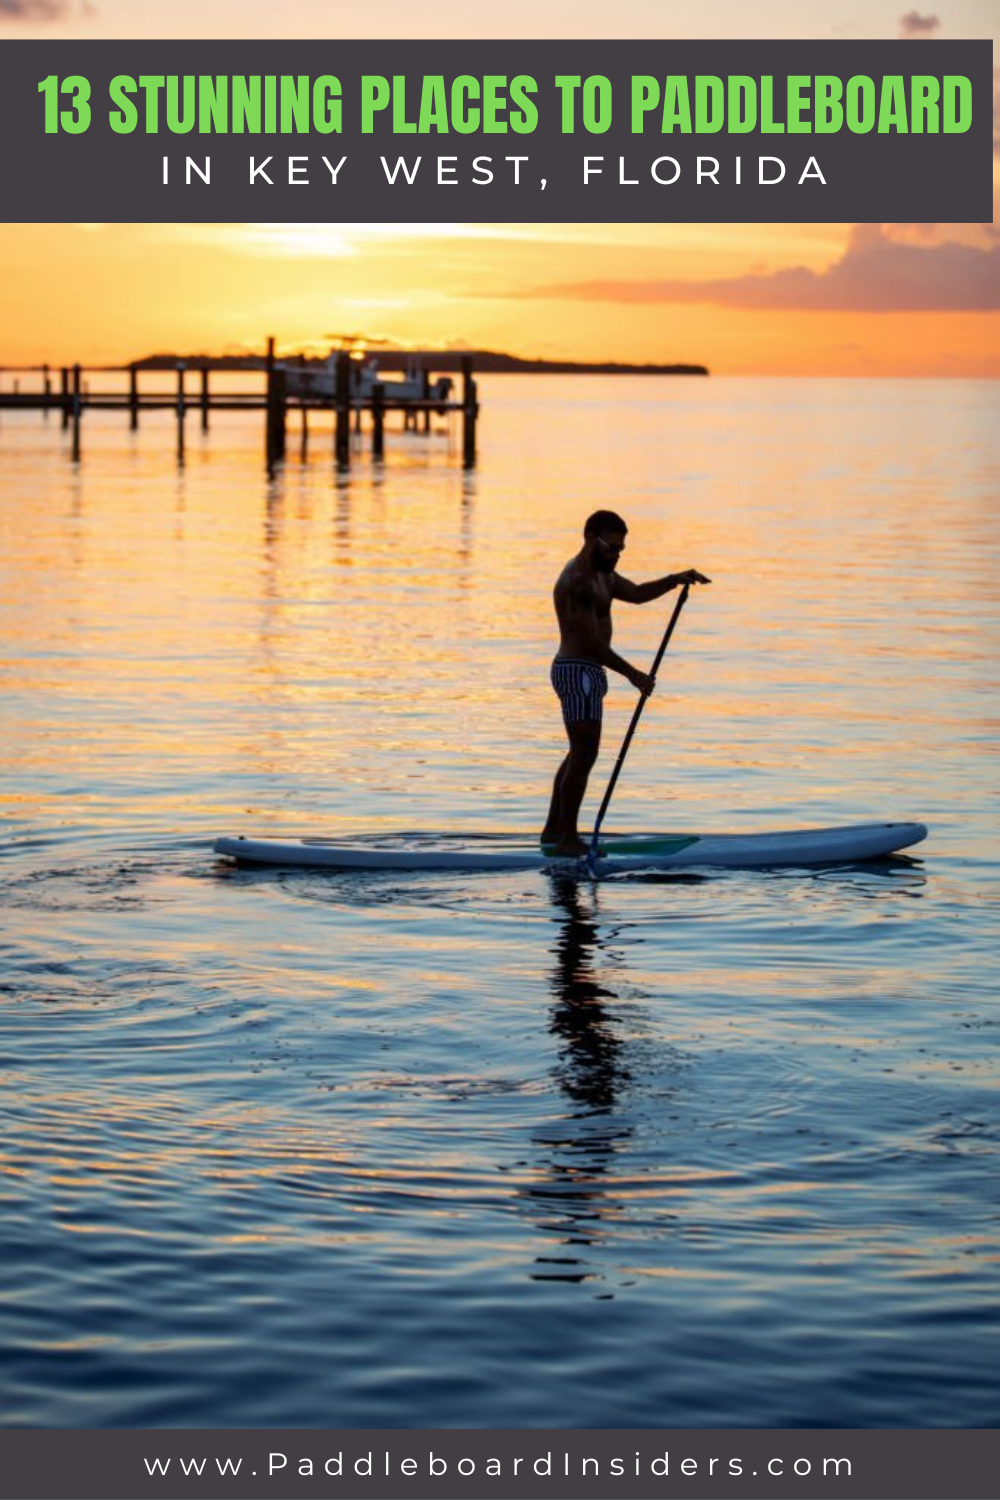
[142,1445,854,1481]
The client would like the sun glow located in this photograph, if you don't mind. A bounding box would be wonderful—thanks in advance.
[0,221,995,375]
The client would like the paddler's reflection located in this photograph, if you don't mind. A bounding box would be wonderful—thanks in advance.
[546,874,631,1111]
[520,875,637,1280]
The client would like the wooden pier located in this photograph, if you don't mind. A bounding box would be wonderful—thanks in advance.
[0,341,479,471]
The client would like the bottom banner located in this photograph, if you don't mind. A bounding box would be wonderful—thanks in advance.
[0,1428,995,1500]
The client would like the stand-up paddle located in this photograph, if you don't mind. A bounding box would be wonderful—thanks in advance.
[586,583,691,876]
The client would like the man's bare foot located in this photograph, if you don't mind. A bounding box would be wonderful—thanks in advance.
[548,837,589,858]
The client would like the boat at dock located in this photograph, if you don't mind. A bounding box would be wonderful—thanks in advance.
[285,348,454,407]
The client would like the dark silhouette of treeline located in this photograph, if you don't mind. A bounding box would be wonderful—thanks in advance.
[123,350,708,376]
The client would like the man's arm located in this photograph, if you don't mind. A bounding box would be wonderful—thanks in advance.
[613,568,711,604]
[564,581,654,692]
[598,643,652,692]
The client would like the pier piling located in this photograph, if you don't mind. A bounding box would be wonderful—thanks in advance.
[71,364,81,461]
[335,352,351,470]
[461,357,478,469]
[371,382,385,460]
[296,356,309,459]
[176,361,186,463]
[265,337,277,472]
[274,365,287,463]
[265,366,287,472]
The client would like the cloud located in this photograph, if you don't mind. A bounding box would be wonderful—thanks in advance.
[898,10,941,37]
[523,226,1000,313]
[0,0,69,17]
[885,222,996,249]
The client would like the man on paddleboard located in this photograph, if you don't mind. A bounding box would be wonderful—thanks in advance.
[542,510,710,856]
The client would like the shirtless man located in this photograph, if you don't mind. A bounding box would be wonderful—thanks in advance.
[541,510,710,855]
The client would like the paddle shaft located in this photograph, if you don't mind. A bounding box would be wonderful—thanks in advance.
[588,582,691,867]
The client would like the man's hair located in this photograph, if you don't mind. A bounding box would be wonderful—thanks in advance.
[583,509,628,538]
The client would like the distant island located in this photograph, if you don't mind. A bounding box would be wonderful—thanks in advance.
[129,350,709,377]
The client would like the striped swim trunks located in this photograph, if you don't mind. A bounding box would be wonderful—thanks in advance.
[550,657,609,727]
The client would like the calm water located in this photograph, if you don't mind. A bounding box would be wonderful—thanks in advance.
[0,376,997,1428]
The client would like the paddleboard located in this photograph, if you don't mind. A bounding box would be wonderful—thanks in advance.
[213,822,927,873]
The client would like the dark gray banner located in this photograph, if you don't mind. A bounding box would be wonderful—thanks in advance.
[0,40,992,222]
[0,1428,997,1499]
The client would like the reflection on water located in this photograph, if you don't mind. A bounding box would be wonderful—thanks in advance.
[525,877,636,1281]
[548,876,631,1112]
[0,376,997,1426]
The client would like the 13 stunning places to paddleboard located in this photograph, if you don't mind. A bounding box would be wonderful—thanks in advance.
[214,822,928,872]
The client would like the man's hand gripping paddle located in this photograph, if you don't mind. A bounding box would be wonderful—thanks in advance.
[586,582,692,877]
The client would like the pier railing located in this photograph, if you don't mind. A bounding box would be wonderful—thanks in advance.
[0,343,479,470]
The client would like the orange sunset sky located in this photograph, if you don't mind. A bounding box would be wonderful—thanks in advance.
[1,0,996,375]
